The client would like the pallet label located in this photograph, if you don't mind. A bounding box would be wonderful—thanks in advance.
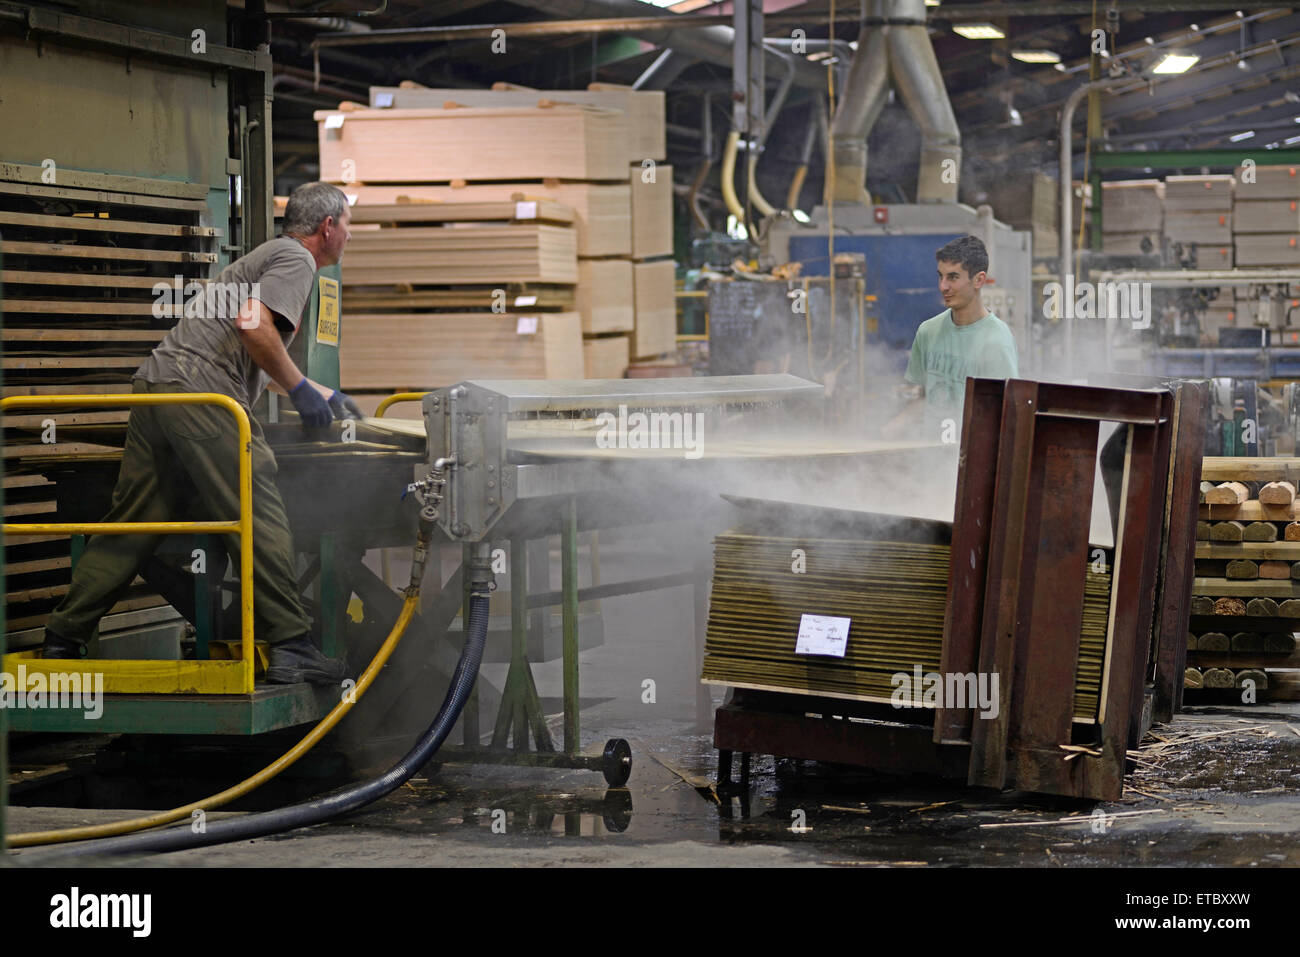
[794,613,851,658]
[316,276,340,346]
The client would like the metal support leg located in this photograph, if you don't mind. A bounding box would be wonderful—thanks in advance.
[562,497,579,756]
[718,749,733,787]
[739,751,751,791]
[319,532,345,658]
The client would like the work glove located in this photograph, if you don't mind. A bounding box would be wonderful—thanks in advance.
[328,390,364,421]
[289,378,333,429]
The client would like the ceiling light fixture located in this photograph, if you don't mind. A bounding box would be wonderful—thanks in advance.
[1152,53,1200,74]
[953,23,1005,40]
[1229,130,1256,141]
[1012,50,1061,64]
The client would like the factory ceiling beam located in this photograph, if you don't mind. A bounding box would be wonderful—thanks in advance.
[1106,89,1300,145]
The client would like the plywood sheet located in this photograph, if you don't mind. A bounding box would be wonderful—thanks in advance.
[343,182,631,257]
[369,86,665,162]
[582,334,629,379]
[317,105,628,183]
[631,259,677,359]
[629,162,673,260]
[576,258,634,334]
[339,312,583,389]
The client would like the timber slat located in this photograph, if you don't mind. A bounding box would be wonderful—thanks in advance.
[2,240,216,263]
[0,210,218,237]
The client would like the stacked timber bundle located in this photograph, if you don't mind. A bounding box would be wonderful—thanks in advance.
[1163,174,1234,271]
[323,81,677,392]
[1188,457,1300,699]
[700,532,1112,721]
[1232,163,1300,270]
[1100,180,1164,257]
[332,199,584,409]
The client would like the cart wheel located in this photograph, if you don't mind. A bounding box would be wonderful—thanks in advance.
[602,738,632,786]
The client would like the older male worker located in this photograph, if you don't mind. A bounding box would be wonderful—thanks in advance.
[885,235,1018,438]
[41,182,362,685]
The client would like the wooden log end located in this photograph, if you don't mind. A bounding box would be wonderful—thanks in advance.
[1184,667,1204,689]
[1202,667,1236,688]
[1235,668,1268,690]
[1260,480,1297,505]
[1259,560,1291,578]
[1198,631,1230,652]
[1196,521,1212,541]
[1246,597,1281,617]
[1229,631,1265,652]
[1226,559,1260,579]
[1205,481,1249,505]
[1210,520,1246,541]
[1244,521,1280,542]
[1215,597,1248,616]
[1278,599,1300,618]
[1286,522,1300,542]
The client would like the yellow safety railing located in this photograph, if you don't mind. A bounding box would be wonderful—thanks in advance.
[375,391,429,418]
[2,393,256,694]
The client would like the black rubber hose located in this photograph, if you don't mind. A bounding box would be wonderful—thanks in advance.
[32,592,491,860]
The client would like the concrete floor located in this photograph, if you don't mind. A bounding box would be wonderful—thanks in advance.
[7,531,1300,867]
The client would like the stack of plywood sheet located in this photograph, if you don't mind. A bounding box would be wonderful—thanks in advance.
[331,200,585,400]
[983,172,1057,259]
[1232,163,1300,268]
[1165,174,1234,271]
[1100,180,1164,257]
[355,82,677,378]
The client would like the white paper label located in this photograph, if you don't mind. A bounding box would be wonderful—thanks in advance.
[374,92,394,108]
[514,200,538,220]
[324,114,345,130]
[514,294,538,307]
[794,614,851,658]
[516,316,539,335]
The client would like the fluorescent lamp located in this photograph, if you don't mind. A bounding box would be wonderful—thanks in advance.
[925,0,940,6]
[1153,53,1199,74]
[792,209,811,223]
[953,23,1005,40]
[1285,135,1300,146]
[1229,130,1255,142]
[1012,50,1061,64]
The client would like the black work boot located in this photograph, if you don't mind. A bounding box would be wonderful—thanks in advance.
[41,629,88,659]
[266,635,348,686]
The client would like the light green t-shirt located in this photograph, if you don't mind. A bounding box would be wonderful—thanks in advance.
[904,309,1018,421]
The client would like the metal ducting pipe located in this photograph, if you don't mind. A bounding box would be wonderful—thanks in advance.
[887,0,961,203]
[829,21,888,206]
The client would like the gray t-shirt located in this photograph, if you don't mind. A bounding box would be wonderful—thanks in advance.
[137,236,317,408]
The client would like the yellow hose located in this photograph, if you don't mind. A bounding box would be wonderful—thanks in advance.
[747,152,778,218]
[720,130,744,224]
[786,164,808,211]
[7,594,421,848]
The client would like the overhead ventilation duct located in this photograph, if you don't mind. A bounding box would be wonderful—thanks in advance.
[830,0,962,204]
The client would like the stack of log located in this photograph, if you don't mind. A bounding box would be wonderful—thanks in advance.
[318,81,676,404]
[1188,457,1300,699]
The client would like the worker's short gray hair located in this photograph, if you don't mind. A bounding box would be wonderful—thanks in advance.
[282,182,348,237]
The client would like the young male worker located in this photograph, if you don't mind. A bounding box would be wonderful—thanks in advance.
[41,182,362,686]
[886,235,1019,437]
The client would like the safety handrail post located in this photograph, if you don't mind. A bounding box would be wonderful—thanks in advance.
[1,393,257,693]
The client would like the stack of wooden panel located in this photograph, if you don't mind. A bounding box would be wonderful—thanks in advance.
[1100,180,1164,257]
[1,162,218,643]
[701,532,1112,721]
[1232,163,1300,269]
[1189,457,1300,700]
[336,200,584,401]
[1164,174,1234,271]
[983,172,1057,260]
[334,81,676,380]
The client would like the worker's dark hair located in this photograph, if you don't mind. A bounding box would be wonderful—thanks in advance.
[935,235,989,279]
[283,182,348,237]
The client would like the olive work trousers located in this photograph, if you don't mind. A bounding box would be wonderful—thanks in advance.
[46,379,310,647]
